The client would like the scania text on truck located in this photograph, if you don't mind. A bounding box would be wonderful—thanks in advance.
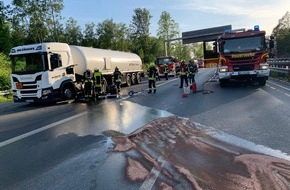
[217,26,270,87]
[155,56,178,77]
[10,42,143,103]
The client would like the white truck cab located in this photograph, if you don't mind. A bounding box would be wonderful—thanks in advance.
[10,43,77,103]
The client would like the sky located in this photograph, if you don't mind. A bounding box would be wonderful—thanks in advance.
[3,0,290,36]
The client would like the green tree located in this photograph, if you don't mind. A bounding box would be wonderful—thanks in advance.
[0,2,11,54]
[130,8,152,39]
[172,41,191,61]
[64,17,82,45]
[191,43,204,58]
[130,8,152,63]
[96,19,130,51]
[157,11,179,56]
[82,22,97,47]
[0,53,11,90]
[8,0,64,43]
[272,11,290,57]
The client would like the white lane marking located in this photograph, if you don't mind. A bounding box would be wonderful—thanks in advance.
[270,86,276,90]
[0,112,88,148]
[139,156,167,190]
[193,122,290,162]
[268,80,290,92]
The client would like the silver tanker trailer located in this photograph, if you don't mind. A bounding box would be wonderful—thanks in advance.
[9,42,143,103]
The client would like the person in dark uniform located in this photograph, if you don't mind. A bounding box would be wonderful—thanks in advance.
[188,60,198,85]
[113,67,122,93]
[83,69,92,97]
[164,64,168,80]
[179,61,188,88]
[147,62,157,93]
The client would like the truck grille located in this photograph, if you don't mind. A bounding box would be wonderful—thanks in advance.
[228,57,259,65]
[233,64,254,71]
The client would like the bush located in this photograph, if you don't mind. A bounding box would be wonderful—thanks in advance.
[0,53,11,90]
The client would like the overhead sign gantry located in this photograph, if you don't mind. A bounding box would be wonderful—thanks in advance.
[164,25,232,68]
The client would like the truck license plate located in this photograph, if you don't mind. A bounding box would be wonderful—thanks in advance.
[238,71,250,75]
[26,99,34,103]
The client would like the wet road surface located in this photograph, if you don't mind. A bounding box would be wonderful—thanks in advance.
[1,68,290,189]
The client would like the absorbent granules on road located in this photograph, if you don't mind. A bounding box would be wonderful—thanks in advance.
[111,116,290,190]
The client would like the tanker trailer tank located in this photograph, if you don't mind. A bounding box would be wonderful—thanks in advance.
[70,46,143,87]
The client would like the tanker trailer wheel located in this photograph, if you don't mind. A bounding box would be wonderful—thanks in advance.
[136,73,141,84]
[126,74,132,86]
[62,84,76,101]
[102,78,108,93]
[131,73,136,85]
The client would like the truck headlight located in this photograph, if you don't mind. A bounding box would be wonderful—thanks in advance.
[219,66,228,72]
[42,88,52,96]
[260,63,269,70]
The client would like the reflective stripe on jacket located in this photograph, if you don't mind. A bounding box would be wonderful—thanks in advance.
[93,72,103,87]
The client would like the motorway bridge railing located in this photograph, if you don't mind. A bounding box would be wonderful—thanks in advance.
[268,58,290,75]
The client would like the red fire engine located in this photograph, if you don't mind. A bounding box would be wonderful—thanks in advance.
[217,26,270,87]
[155,56,179,77]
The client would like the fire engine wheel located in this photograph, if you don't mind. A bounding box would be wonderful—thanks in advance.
[126,74,132,86]
[62,85,76,100]
[136,73,141,84]
[131,74,136,85]
[220,79,229,87]
[258,78,266,86]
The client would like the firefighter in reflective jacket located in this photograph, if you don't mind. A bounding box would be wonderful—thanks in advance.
[188,60,198,85]
[92,68,103,97]
[178,61,188,88]
[83,69,92,97]
[113,67,122,93]
[164,64,168,80]
[147,62,157,93]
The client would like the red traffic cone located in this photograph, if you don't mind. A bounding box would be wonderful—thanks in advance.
[192,81,197,93]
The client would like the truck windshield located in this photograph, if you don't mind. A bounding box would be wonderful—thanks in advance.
[157,58,173,65]
[221,36,266,54]
[11,53,49,74]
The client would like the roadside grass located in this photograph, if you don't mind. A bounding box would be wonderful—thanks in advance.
[270,71,290,82]
[0,95,12,103]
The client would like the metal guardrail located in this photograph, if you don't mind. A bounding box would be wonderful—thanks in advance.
[268,58,290,75]
[0,90,10,96]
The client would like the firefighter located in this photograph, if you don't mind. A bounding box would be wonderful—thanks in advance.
[113,67,122,93]
[92,68,103,98]
[164,64,168,80]
[147,62,157,93]
[83,69,92,97]
[188,60,198,85]
[179,61,188,88]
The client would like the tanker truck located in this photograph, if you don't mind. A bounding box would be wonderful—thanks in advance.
[9,42,143,103]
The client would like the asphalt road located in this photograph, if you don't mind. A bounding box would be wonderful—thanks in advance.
[1,68,290,189]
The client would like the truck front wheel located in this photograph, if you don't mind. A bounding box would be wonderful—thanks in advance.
[62,84,76,100]
[220,79,229,87]
[258,78,266,86]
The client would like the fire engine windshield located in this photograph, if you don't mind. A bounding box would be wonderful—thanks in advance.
[11,53,49,74]
[157,58,173,64]
[221,36,266,54]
